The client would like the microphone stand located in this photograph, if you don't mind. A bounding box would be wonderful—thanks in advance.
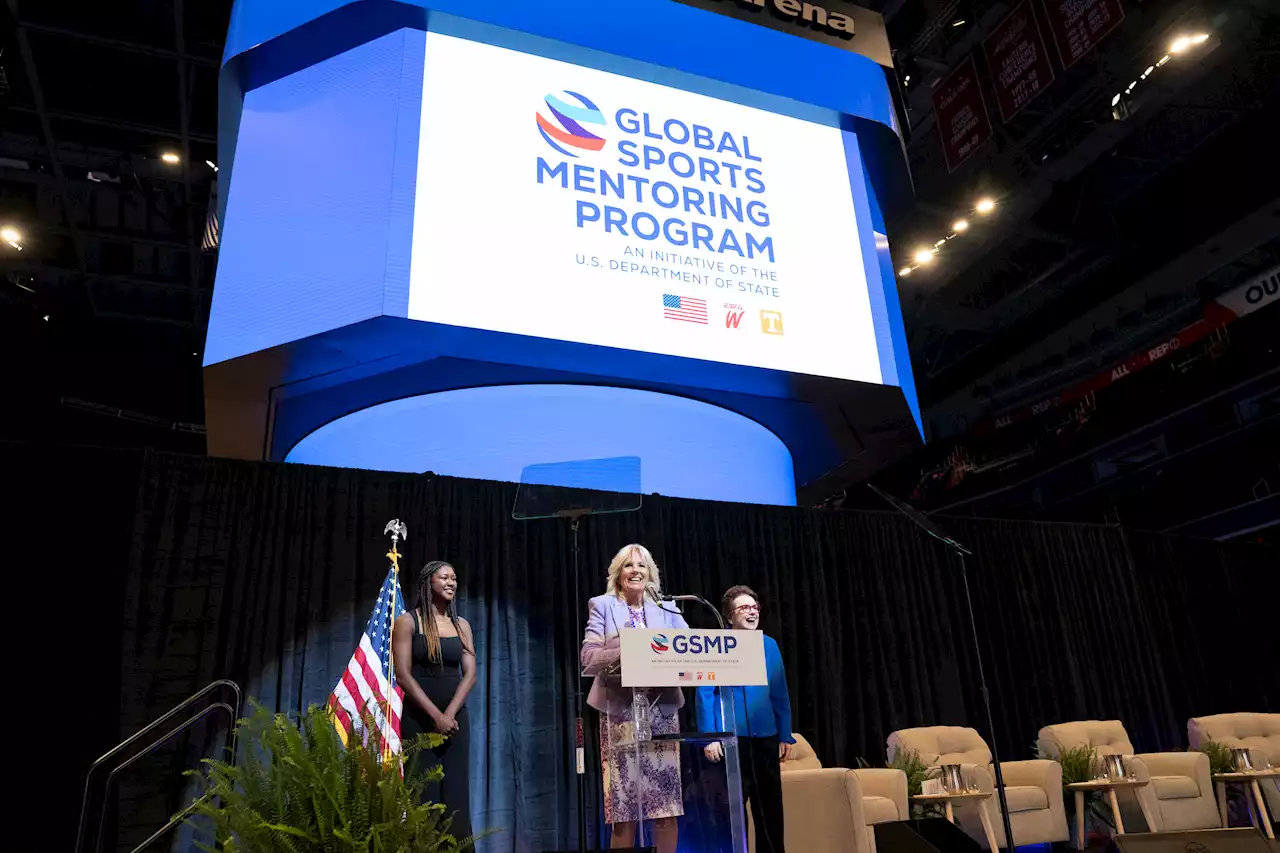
[652,594,749,853]
[868,485,1018,853]
[556,508,592,853]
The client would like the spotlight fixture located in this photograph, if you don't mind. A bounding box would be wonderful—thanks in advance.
[161,152,181,164]
[1170,33,1209,54]
[913,248,935,264]
[1157,54,1172,67]
[953,219,969,232]
[951,18,966,27]
[899,266,912,276]
[975,198,996,215]
[0,226,20,243]
[205,159,219,172]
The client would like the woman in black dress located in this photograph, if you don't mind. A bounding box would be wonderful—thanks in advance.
[393,560,476,841]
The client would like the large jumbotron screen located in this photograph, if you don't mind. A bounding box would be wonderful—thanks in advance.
[408,32,884,384]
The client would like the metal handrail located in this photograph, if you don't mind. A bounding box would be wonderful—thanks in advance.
[75,679,241,853]
[95,702,235,853]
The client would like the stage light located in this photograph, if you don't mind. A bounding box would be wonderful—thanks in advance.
[899,266,912,276]
[1157,54,1172,67]
[1112,93,1122,105]
[904,75,911,83]
[1170,33,1209,54]
[935,239,947,248]
[951,19,966,27]
[1143,65,1154,78]
[0,226,20,243]
[205,159,219,172]
[975,198,996,215]
[953,219,969,232]
[913,248,935,264]
[161,152,181,164]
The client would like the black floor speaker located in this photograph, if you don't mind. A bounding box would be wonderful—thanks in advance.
[875,818,984,853]
[1113,829,1274,853]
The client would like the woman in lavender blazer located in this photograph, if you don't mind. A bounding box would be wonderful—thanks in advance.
[581,543,688,853]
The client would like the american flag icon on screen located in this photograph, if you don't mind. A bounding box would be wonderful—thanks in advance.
[663,294,708,324]
[678,671,694,682]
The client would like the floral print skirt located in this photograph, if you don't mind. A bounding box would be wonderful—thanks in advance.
[599,705,684,824]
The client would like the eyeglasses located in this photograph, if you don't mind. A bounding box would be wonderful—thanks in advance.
[733,604,761,614]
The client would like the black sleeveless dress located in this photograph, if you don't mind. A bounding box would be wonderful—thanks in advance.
[401,610,472,841]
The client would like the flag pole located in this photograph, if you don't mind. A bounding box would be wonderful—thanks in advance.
[382,519,408,761]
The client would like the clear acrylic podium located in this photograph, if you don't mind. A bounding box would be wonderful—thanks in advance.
[586,654,749,853]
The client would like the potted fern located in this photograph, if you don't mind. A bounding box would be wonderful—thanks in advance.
[1038,743,1111,848]
[184,703,476,852]
[1196,740,1245,826]
[879,748,942,819]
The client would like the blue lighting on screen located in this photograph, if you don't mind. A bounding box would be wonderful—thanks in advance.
[206,28,423,365]
[285,385,797,505]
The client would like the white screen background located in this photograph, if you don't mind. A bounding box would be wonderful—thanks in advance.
[409,32,882,384]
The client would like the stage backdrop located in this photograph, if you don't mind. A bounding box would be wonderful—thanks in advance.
[38,446,1272,853]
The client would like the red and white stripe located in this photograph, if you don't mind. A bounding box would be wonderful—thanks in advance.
[329,633,403,753]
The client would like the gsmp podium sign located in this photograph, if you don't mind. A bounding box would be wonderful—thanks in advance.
[620,628,767,687]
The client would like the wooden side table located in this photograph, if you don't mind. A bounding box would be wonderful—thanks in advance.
[911,791,998,851]
[1066,779,1156,851]
[1213,769,1279,840]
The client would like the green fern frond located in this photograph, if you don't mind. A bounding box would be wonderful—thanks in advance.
[179,701,478,853]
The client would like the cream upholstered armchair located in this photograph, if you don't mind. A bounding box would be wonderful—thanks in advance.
[752,734,907,853]
[1038,720,1220,832]
[1188,712,1280,817]
[888,725,1068,850]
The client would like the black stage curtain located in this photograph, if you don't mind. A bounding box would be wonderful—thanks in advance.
[15,445,1271,853]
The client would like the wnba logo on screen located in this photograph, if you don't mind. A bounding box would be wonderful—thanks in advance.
[535,91,607,158]
[724,304,745,328]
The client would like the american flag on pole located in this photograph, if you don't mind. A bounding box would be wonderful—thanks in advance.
[328,566,406,754]
[663,293,708,323]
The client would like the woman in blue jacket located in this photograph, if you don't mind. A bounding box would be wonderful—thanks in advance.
[696,585,794,853]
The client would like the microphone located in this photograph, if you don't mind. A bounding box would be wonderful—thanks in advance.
[661,594,701,602]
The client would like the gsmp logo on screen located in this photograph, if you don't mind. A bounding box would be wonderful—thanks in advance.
[651,633,739,654]
[535,91,606,158]
[535,89,776,262]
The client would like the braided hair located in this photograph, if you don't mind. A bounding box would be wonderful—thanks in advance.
[415,561,472,664]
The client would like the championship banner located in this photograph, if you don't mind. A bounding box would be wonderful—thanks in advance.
[1041,0,1124,69]
[620,628,766,687]
[932,55,993,173]
[983,0,1055,122]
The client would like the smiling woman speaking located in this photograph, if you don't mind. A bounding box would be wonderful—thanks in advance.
[580,544,690,853]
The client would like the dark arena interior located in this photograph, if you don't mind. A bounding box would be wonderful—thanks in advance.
[1,1,1276,852]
